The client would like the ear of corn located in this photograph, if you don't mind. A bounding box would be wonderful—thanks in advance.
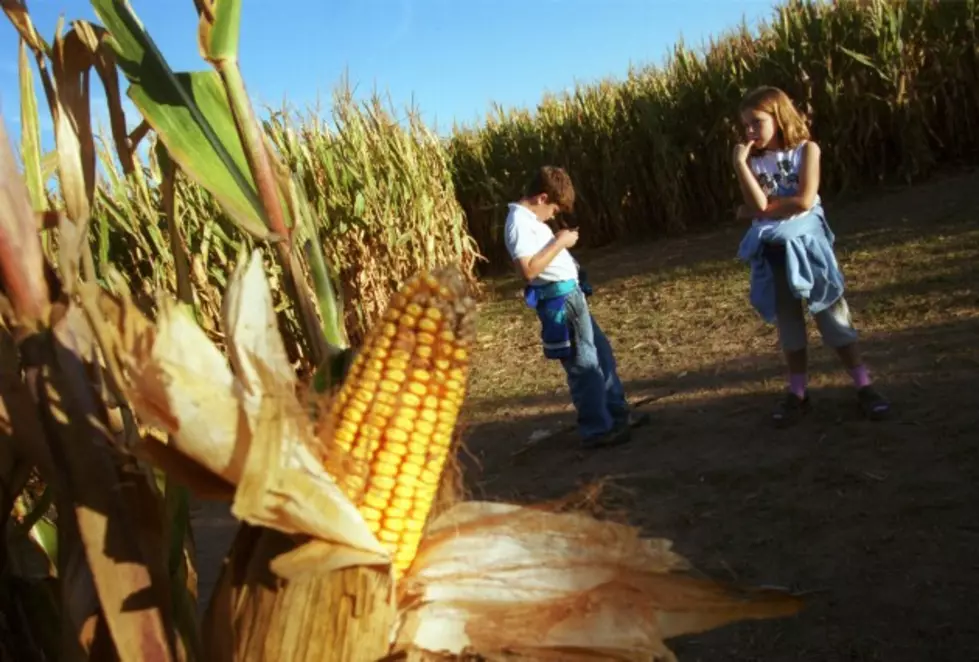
[326,267,476,576]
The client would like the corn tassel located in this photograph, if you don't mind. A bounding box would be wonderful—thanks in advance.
[328,267,476,576]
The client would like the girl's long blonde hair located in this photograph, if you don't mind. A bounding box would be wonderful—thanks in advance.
[739,86,811,149]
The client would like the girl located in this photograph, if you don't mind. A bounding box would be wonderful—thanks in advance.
[732,86,891,427]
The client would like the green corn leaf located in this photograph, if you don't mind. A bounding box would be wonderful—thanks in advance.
[90,0,269,239]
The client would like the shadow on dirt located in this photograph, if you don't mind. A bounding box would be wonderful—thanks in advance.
[459,314,979,661]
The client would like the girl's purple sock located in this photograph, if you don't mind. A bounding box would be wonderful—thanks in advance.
[849,364,872,389]
[788,373,807,398]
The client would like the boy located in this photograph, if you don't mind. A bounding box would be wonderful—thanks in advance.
[503,165,646,448]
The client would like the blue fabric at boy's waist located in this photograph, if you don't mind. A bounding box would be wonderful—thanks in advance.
[524,279,578,360]
[736,205,845,323]
[524,278,578,308]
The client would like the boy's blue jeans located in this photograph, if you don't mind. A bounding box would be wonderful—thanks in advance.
[559,287,630,438]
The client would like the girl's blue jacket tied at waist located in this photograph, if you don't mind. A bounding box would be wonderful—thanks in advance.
[737,204,845,323]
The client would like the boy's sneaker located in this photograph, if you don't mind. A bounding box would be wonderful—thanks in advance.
[772,391,811,428]
[857,385,891,421]
[581,425,633,450]
[614,411,652,432]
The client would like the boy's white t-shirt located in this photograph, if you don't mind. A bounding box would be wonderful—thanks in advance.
[503,203,579,286]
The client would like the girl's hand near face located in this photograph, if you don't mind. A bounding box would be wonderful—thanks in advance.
[732,142,753,165]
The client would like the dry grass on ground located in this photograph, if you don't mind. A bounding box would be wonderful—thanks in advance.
[459,169,979,661]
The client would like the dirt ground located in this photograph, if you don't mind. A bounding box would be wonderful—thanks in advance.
[192,170,979,660]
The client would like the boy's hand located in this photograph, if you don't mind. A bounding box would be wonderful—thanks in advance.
[732,142,753,164]
[555,228,579,249]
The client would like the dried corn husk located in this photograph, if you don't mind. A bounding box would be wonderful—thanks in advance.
[392,502,803,661]
[95,249,389,573]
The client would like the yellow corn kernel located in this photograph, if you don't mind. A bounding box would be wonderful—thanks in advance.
[391,496,414,512]
[384,441,408,456]
[404,518,425,533]
[342,407,364,425]
[378,529,400,544]
[363,491,389,511]
[387,358,409,371]
[360,506,382,522]
[371,475,397,491]
[391,348,412,361]
[376,391,397,406]
[385,427,409,444]
[385,506,408,520]
[408,440,429,455]
[391,416,414,432]
[373,402,396,419]
[360,423,382,442]
[373,463,398,478]
[382,517,406,533]
[374,450,402,467]
[396,406,419,421]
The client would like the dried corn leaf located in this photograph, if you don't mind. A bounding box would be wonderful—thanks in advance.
[393,501,803,661]
[100,252,387,569]
[114,295,244,483]
[39,306,177,661]
[221,249,293,397]
[0,114,49,328]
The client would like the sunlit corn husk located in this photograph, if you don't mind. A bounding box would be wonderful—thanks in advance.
[323,267,476,578]
[101,248,388,571]
[201,524,397,662]
[391,501,804,661]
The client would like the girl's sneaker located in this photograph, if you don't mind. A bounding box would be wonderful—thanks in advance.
[857,385,891,420]
[772,391,811,428]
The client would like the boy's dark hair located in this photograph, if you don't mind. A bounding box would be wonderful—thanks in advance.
[525,165,575,213]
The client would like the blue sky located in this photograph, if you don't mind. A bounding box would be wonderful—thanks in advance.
[0,0,776,148]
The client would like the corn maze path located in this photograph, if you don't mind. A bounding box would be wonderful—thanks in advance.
[193,169,979,660]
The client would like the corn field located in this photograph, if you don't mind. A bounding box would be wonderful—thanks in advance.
[450,0,979,270]
[92,83,481,363]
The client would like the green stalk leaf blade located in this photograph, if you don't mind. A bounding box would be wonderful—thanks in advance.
[127,71,269,238]
[90,0,269,239]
